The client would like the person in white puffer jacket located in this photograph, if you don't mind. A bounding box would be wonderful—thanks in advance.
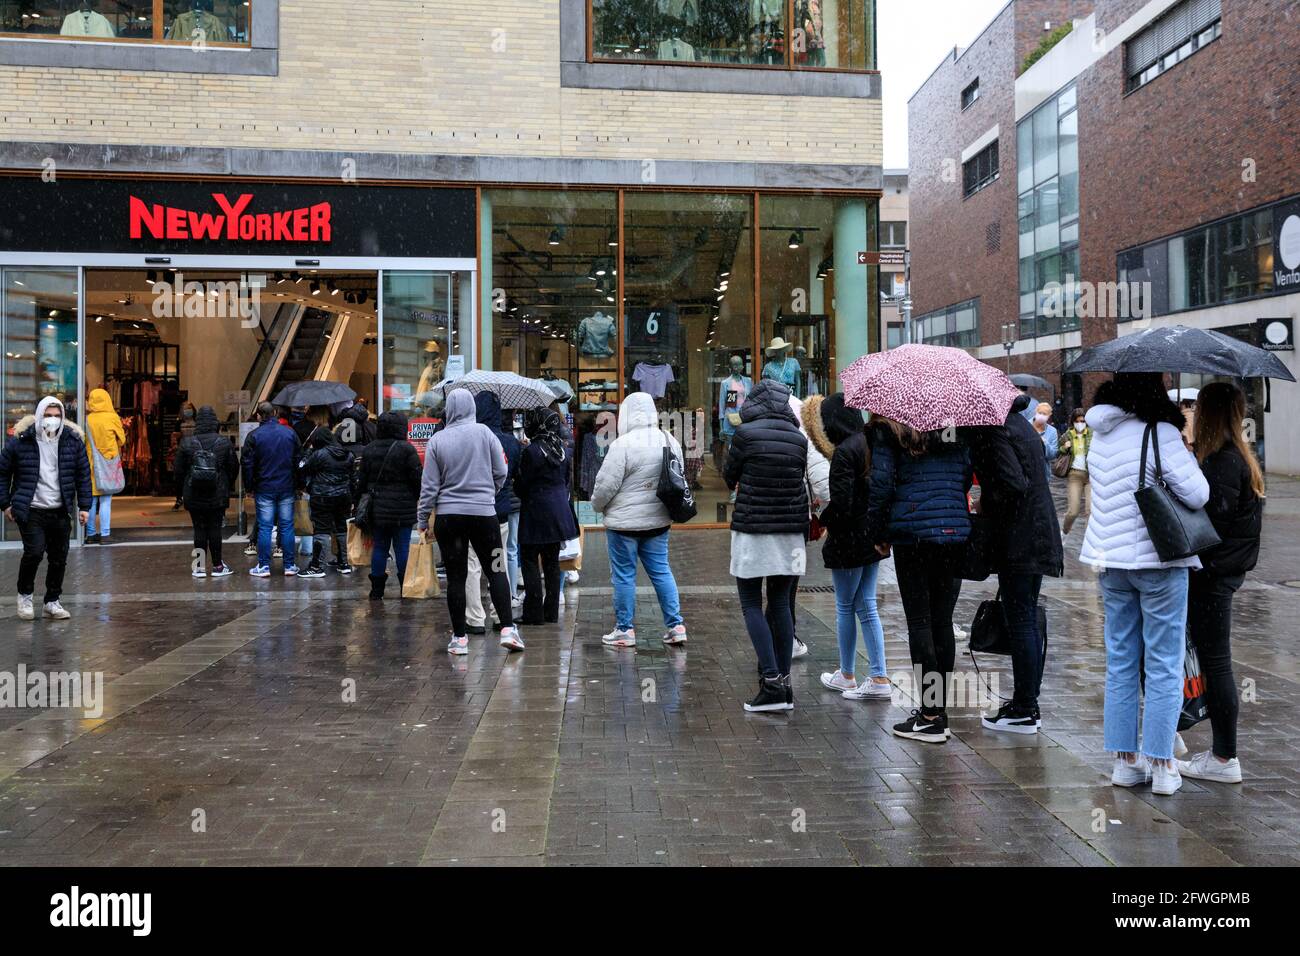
[1081,373,1210,798]
[590,392,688,648]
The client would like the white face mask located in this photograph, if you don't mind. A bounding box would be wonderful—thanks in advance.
[1075,422,1086,433]
[40,415,62,436]
[1034,414,1049,425]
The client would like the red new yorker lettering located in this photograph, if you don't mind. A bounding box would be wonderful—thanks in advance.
[128,193,333,243]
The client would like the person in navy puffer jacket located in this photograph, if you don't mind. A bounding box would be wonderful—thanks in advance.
[866,417,973,744]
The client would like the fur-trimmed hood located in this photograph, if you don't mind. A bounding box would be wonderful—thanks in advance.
[800,394,835,460]
[13,414,83,441]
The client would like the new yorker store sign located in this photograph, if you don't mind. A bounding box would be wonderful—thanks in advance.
[0,176,476,258]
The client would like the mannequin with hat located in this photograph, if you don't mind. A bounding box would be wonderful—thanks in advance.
[761,337,801,396]
[416,340,446,397]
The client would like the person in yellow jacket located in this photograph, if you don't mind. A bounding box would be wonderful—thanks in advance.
[85,388,126,544]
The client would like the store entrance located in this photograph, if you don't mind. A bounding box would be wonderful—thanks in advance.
[82,268,379,544]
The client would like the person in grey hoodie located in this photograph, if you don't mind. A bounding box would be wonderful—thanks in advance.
[417,388,522,653]
[590,391,688,648]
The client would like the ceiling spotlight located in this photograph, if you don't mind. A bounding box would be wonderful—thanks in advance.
[310,280,321,295]
[146,270,158,284]
[548,227,563,246]
[788,230,804,250]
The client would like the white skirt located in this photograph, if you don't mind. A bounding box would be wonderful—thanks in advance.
[730,531,805,579]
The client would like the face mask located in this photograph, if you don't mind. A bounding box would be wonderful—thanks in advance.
[40,416,62,436]
[1075,422,1086,433]
[1034,414,1049,425]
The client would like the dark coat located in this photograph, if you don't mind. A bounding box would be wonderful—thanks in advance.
[819,394,877,569]
[242,419,301,497]
[866,422,972,546]
[1198,444,1262,577]
[516,442,579,546]
[723,379,809,535]
[0,416,93,523]
[176,408,239,510]
[298,430,355,502]
[475,391,522,520]
[355,413,423,529]
[967,412,1064,577]
[333,404,376,454]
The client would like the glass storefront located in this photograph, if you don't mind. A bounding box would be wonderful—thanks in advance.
[591,0,876,70]
[0,1,252,44]
[381,271,473,418]
[2,267,79,542]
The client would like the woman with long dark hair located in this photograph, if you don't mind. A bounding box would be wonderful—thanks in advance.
[515,406,579,625]
[1178,382,1263,785]
[1081,373,1209,796]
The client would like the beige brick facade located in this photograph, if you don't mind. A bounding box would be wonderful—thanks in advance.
[0,1,881,168]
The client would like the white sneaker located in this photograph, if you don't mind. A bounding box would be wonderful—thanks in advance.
[843,679,893,700]
[210,564,234,578]
[953,624,968,640]
[499,626,525,652]
[566,570,580,584]
[16,593,35,621]
[1151,761,1182,796]
[243,543,258,557]
[792,638,809,659]
[662,625,688,645]
[1177,751,1242,784]
[601,627,637,648]
[447,635,469,656]
[272,546,284,559]
[1174,732,1188,757]
[43,600,71,620]
[820,669,858,693]
[249,564,272,578]
[1111,755,1153,788]
[192,567,208,579]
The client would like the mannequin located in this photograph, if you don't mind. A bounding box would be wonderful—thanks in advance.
[415,340,445,396]
[577,310,616,357]
[761,337,801,394]
[167,0,226,42]
[717,354,752,444]
[60,0,116,38]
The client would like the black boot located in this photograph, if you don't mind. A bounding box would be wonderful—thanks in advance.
[368,573,387,601]
[743,675,792,713]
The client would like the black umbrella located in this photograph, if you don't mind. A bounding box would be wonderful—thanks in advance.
[1064,325,1296,381]
[271,380,357,408]
[1010,373,1051,389]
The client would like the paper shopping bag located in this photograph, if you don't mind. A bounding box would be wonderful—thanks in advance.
[558,527,584,572]
[402,535,441,599]
[346,521,371,567]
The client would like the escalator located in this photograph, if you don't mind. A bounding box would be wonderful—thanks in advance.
[240,302,338,405]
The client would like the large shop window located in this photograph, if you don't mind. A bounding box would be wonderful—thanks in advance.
[0,1,253,44]
[381,271,474,418]
[590,0,876,71]
[2,267,78,544]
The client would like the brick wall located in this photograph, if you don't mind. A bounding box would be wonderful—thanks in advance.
[0,1,881,168]
[1015,0,1096,65]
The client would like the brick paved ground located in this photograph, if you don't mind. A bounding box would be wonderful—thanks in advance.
[0,484,1297,866]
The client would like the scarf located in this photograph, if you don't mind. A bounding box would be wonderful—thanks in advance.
[526,408,566,466]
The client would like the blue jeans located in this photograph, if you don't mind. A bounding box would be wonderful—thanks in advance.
[606,530,683,631]
[999,572,1045,709]
[255,493,296,569]
[88,494,112,536]
[506,511,520,594]
[830,564,886,678]
[370,524,413,582]
[1100,567,1188,760]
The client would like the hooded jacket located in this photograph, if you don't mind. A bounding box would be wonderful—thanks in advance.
[356,412,423,528]
[0,398,92,523]
[812,393,878,569]
[333,402,376,453]
[590,391,683,532]
[298,426,355,501]
[792,394,831,512]
[723,379,809,535]
[85,387,126,496]
[175,405,239,509]
[1080,386,1210,570]
[417,389,506,527]
[242,416,301,498]
[866,422,972,546]
[474,390,522,520]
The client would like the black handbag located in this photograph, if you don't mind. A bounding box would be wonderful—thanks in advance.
[656,443,697,524]
[353,442,397,534]
[968,589,1048,702]
[1135,422,1220,562]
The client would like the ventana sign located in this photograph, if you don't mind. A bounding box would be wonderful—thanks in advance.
[129,193,333,243]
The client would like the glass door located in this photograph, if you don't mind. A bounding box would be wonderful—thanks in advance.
[380,270,474,417]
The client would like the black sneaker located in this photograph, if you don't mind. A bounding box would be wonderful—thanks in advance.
[782,674,794,709]
[84,533,100,545]
[331,560,352,576]
[465,624,487,635]
[298,565,327,579]
[892,709,950,743]
[744,676,792,713]
[982,703,1039,735]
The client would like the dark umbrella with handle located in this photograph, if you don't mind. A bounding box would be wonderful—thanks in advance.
[1064,325,1296,381]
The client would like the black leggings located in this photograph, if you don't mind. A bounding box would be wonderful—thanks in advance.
[892,542,962,714]
[737,575,798,679]
[434,513,514,636]
[188,506,225,567]
[521,541,562,623]
[1188,569,1242,760]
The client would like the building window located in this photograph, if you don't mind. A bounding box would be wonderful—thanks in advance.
[962,141,999,198]
[0,1,253,44]
[590,0,876,71]
[1124,0,1221,93]
[880,220,907,248]
[914,298,979,349]
[961,78,979,111]
[1017,84,1078,338]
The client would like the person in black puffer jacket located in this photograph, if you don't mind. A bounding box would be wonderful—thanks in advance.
[175,405,240,576]
[965,405,1063,734]
[723,379,809,713]
[355,411,422,598]
[1178,382,1264,785]
[867,417,973,744]
[802,393,890,700]
[298,425,355,578]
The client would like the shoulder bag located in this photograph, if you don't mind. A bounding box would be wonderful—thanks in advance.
[354,442,397,534]
[1135,423,1220,562]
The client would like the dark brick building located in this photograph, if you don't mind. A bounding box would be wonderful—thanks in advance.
[908,0,1300,471]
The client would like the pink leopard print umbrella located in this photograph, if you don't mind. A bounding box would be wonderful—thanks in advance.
[839,344,1021,432]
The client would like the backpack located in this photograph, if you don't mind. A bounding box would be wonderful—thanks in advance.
[189,440,219,493]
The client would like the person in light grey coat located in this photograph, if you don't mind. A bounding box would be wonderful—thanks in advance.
[589,391,687,648]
